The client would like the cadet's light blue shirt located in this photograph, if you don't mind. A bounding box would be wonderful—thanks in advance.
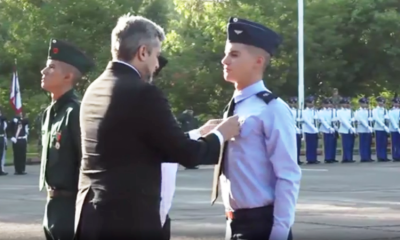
[220,80,302,240]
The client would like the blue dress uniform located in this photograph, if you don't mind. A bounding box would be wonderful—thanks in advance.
[289,97,303,165]
[337,98,356,163]
[373,97,391,162]
[317,98,337,163]
[388,95,400,161]
[302,96,319,164]
[215,17,301,240]
[355,97,374,162]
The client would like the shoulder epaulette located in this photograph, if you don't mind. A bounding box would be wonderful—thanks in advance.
[256,91,278,105]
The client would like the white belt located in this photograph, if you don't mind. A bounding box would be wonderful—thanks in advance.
[17,136,27,139]
[0,134,4,137]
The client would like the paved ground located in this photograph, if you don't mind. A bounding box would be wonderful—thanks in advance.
[1,156,400,240]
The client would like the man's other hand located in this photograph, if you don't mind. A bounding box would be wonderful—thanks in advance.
[215,115,240,141]
[199,119,223,135]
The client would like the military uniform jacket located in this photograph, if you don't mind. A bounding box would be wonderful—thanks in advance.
[75,61,221,234]
[9,117,29,139]
[0,116,7,136]
[39,89,81,192]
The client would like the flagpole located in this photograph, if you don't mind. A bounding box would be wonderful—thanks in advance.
[298,0,304,110]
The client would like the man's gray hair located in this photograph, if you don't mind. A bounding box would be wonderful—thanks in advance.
[111,13,165,62]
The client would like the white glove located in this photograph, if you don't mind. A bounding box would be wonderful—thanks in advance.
[384,126,390,133]
[13,118,17,123]
[397,128,400,134]
[350,128,356,134]
[11,137,16,143]
[368,127,373,133]
[296,128,301,134]
[329,127,335,133]
[313,127,318,133]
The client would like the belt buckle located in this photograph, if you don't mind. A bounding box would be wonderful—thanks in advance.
[225,211,234,220]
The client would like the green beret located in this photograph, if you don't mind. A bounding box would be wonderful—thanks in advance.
[47,39,94,75]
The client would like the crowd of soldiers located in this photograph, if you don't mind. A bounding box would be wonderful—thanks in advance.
[289,94,400,165]
[0,110,30,175]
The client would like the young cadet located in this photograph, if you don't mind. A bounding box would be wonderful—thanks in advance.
[355,97,374,162]
[318,98,337,163]
[289,97,303,165]
[39,39,94,240]
[215,17,301,240]
[373,96,391,162]
[302,95,319,164]
[388,95,400,161]
[337,98,356,163]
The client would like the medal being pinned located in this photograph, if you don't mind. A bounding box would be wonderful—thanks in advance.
[55,132,61,149]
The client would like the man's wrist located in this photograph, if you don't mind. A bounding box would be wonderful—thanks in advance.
[188,129,201,140]
[189,128,224,146]
[210,130,224,145]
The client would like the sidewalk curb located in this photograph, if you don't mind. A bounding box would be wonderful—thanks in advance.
[5,158,41,167]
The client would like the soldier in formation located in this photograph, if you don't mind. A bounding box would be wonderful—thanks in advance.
[9,112,30,174]
[302,96,319,164]
[317,98,338,163]
[289,97,303,165]
[0,108,8,175]
[292,95,400,164]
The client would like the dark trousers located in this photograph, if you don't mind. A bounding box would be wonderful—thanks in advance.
[225,206,292,240]
[162,215,171,240]
[375,130,388,160]
[43,196,76,240]
[305,133,318,162]
[12,138,27,173]
[77,201,163,240]
[391,132,400,159]
[296,134,302,163]
[323,133,336,160]
[359,132,372,161]
[341,133,355,161]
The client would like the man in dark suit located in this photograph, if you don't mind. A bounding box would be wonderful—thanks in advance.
[75,14,240,240]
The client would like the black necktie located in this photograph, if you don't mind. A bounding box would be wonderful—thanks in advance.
[211,98,235,204]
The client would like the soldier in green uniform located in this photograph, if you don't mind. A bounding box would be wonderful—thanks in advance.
[10,112,29,175]
[39,39,94,240]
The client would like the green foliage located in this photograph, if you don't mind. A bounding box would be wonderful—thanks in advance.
[1,0,400,122]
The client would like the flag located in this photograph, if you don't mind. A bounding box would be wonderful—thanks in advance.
[10,66,22,114]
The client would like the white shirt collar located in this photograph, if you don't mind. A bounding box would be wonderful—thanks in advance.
[113,60,141,77]
[232,80,267,103]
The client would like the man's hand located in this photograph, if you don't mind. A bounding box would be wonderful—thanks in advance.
[198,119,223,135]
[215,115,240,141]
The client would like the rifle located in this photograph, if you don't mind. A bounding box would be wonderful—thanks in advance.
[368,107,374,137]
[331,109,339,138]
[296,108,303,138]
[15,123,22,140]
[350,109,358,137]
[384,108,390,138]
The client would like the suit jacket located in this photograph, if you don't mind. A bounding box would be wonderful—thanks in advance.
[75,61,221,237]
